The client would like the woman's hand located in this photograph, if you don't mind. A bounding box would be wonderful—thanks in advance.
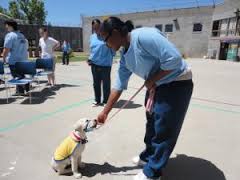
[87,59,92,66]
[96,89,122,124]
[145,70,172,90]
[145,78,156,90]
[97,111,108,124]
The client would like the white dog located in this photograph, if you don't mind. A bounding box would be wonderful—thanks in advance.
[51,118,97,178]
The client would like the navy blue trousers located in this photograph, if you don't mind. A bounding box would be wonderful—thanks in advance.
[140,80,193,178]
[62,51,69,65]
[91,64,111,104]
[9,65,30,93]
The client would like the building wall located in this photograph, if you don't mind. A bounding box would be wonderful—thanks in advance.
[208,0,240,60]
[82,6,214,58]
[212,0,240,20]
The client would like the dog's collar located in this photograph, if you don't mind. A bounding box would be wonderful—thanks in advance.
[71,131,88,144]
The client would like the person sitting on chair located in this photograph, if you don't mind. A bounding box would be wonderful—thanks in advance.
[2,20,29,95]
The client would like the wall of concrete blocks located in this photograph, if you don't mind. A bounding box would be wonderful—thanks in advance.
[82,6,214,58]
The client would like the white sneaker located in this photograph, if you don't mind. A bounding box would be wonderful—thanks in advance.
[92,102,101,107]
[132,156,147,167]
[133,171,161,180]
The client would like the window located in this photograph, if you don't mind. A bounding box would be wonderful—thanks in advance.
[220,19,229,37]
[173,19,180,31]
[165,24,173,32]
[228,17,237,35]
[155,24,162,31]
[136,25,142,28]
[193,23,203,32]
[237,19,240,36]
[212,20,220,37]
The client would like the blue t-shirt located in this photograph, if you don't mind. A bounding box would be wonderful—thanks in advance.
[4,31,28,65]
[62,43,70,53]
[89,33,115,67]
[114,27,188,91]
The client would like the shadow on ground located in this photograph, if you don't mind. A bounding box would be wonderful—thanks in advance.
[162,154,226,180]
[51,155,226,179]
[81,162,140,177]
[113,99,142,109]
[20,84,80,104]
[0,97,18,104]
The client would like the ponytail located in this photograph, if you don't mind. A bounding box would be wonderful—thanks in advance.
[124,20,134,32]
[101,17,134,36]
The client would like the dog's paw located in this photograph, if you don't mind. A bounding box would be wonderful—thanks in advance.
[74,173,82,179]
[79,162,86,168]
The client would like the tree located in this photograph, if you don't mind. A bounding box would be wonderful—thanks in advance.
[6,0,47,25]
[0,6,9,15]
[17,0,47,25]
[8,1,23,19]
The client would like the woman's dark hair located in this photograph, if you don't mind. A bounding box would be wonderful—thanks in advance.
[4,20,18,31]
[101,17,134,36]
[92,19,101,26]
[39,27,48,32]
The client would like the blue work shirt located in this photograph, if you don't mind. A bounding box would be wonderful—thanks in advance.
[114,27,188,91]
[89,33,115,67]
[4,31,28,65]
[62,43,70,53]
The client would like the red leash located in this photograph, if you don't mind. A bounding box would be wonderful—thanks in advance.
[107,84,146,121]
[95,84,156,130]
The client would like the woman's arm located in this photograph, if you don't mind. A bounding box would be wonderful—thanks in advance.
[145,70,172,90]
[2,48,10,63]
[53,41,60,51]
[97,89,122,123]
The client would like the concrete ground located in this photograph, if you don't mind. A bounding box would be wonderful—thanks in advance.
[0,59,239,180]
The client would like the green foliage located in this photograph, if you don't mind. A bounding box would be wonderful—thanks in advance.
[0,6,9,15]
[8,1,23,19]
[2,0,47,25]
[17,0,47,25]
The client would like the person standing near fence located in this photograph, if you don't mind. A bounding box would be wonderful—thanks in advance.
[62,40,71,65]
[39,27,60,86]
[88,19,115,107]
[2,20,29,95]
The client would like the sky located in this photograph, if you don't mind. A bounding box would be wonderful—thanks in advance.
[0,0,223,27]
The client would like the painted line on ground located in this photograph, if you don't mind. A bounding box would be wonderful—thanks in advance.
[0,98,93,133]
[1,79,240,133]
[58,74,240,108]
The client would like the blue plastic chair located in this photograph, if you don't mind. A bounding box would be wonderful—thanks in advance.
[35,58,54,86]
[0,61,4,75]
[7,61,36,103]
[35,58,54,80]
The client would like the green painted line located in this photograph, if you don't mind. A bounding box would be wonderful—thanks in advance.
[1,86,240,133]
[0,98,93,133]
[191,103,240,115]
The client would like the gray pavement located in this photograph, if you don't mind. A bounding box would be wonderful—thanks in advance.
[0,59,239,180]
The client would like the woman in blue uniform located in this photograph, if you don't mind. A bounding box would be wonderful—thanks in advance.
[88,19,115,107]
[97,17,193,180]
